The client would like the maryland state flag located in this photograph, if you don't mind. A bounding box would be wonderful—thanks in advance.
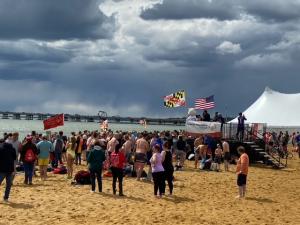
[164,90,186,108]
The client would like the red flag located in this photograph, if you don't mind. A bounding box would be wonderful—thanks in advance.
[43,114,64,130]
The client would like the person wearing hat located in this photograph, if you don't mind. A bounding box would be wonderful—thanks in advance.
[0,138,16,202]
[20,135,38,185]
[36,135,53,181]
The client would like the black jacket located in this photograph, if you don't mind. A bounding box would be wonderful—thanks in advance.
[0,142,17,173]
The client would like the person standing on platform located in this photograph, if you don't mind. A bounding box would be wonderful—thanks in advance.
[236,113,247,142]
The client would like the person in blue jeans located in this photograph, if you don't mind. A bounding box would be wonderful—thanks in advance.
[20,135,38,185]
[87,141,106,193]
[0,138,16,202]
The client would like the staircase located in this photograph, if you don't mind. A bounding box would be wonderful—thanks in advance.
[243,141,286,169]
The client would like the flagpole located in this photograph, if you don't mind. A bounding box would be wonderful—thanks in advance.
[225,105,228,123]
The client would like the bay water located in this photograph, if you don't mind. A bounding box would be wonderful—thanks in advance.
[0,119,184,139]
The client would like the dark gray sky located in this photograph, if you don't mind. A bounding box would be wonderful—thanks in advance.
[0,0,299,118]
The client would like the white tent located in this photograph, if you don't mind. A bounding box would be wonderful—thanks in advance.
[230,87,300,127]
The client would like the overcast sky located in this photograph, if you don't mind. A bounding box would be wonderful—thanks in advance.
[0,0,299,118]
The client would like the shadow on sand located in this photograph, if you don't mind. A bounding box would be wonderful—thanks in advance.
[162,195,195,203]
[246,197,276,203]
[13,183,50,187]
[97,192,146,202]
[0,201,34,209]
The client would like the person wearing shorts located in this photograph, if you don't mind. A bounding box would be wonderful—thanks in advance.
[135,152,147,164]
[236,146,249,199]
[214,144,223,171]
[134,133,149,181]
[194,136,203,169]
[37,135,53,181]
[222,139,230,171]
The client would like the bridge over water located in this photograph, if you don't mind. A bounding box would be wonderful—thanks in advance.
[0,111,185,126]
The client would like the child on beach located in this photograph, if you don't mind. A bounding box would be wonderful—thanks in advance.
[222,139,230,171]
[236,146,249,199]
[214,144,223,172]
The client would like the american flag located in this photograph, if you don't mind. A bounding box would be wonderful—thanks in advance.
[195,95,215,110]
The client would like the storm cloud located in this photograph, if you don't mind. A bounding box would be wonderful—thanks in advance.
[0,0,115,40]
[0,0,299,118]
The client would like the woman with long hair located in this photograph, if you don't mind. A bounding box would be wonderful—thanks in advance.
[161,142,174,195]
[66,136,77,179]
[87,141,106,193]
[150,144,165,198]
[110,145,126,196]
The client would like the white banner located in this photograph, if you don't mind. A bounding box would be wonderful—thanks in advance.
[186,120,222,137]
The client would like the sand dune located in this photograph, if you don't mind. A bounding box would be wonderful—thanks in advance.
[1,156,300,225]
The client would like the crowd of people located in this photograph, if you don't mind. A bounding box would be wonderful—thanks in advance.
[0,128,255,202]
[264,130,300,158]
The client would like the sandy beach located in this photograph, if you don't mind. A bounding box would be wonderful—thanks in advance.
[1,155,300,225]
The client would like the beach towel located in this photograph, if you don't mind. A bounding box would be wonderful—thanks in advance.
[75,170,91,185]
[53,166,67,174]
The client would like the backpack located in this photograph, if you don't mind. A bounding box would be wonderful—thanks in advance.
[24,149,36,163]
[75,170,91,185]
[55,138,63,152]
[110,153,120,168]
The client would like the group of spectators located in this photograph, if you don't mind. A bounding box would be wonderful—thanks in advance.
[0,128,248,202]
[265,130,300,158]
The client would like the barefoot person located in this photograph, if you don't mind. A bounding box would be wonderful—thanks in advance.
[107,134,119,154]
[222,139,230,171]
[66,136,77,179]
[0,138,16,202]
[236,146,249,199]
[36,135,53,181]
[134,133,149,181]
[214,144,223,172]
[194,136,203,169]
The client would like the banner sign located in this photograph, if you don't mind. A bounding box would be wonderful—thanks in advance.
[251,123,264,139]
[43,114,64,130]
[186,120,222,138]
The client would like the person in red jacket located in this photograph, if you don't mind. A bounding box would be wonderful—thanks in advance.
[110,147,126,196]
[20,135,38,185]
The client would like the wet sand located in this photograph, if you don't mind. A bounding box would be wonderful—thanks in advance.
[1,156,300,225]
